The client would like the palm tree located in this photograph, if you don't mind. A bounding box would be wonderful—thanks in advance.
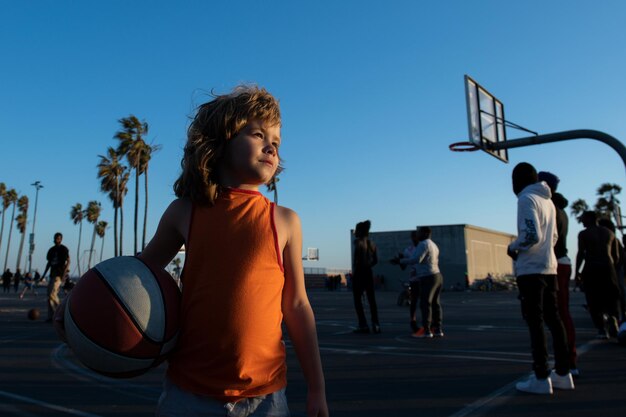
[98,147,128,256]
[570,199,589,223]
[70,203,85,276]
[95,220,108,262]
[0,182,8,257]
[15,196,29,272]
[115,115,149,255]
[138,141,161,251]
[85,201,102,269]
[3,189,18,271]
[595,183,622,223]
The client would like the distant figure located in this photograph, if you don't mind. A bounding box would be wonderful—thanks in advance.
[13,268,22,293]
[395,226,444,338]
[2,268,12,293]
[19,272,37,298]
[538,171,578,376]
[508,162,573,395]
[598,218,625,323]
[352,220,380,334]
[41,233,70,323]
[577,212,621,339]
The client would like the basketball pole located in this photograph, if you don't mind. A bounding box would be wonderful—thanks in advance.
[488,129,626,174]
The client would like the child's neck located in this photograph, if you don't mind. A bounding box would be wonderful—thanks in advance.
[220,180,260,192]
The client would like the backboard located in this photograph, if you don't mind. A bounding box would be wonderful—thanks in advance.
[465,75,508,163]
[306,247,319,261]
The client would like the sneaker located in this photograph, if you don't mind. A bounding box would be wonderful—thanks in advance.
[515,375,553,395]
[550,370,575,390]
[412,329,433,338]
[570,368,580,378]
[372,324,381,334]
[433,328,444,337]
[411,327,425,337]
[597,329,609,340]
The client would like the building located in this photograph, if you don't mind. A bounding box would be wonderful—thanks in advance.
[352,224,516,291]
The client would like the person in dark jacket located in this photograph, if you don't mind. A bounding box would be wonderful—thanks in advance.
[352,220,380,334]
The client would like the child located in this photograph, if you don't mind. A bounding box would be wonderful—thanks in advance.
[139,85,328,417]
[19,272,38,299]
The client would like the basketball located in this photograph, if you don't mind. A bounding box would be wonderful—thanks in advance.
[618,322,626,346]
[27,308,40,320]
[64,256,181,378]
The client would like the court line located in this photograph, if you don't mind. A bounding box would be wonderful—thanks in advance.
[0,389,104,417]
[318,345,530,364]
[446,339,603,417]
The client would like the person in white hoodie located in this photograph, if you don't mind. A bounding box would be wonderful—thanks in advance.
[507,162,574,395]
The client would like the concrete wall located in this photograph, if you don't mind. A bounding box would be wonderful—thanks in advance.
[464,225,515,283]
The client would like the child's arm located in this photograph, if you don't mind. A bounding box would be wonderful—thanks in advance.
[138,199,191,270]
[277,207,329,417]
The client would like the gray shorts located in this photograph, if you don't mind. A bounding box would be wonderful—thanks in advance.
[156,378,290,417]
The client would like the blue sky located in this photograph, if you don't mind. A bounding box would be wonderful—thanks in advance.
[1,1,626,275]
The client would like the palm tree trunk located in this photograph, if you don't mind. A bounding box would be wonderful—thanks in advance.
[134,159,139,255]
[113,205,119,257]
[114,179,119,257]
[142,165,148,251]
[16,230,26,272]
[0,211,6,258]
[76,221,83,276]
[100,234,105,262]
[119,200,124,256]
[3,203,16,271]
[88,227,97,269]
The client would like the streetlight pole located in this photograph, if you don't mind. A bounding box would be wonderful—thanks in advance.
[28,181,43,274]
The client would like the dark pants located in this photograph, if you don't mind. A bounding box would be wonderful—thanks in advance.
[582,263,621,330]
[517,274,569,378]
[556,263,577,368]
[409,280,421,330]
[419,273,443,330]
[352,268,379,328]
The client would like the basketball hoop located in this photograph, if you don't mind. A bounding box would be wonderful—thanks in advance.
[449,141,480,152]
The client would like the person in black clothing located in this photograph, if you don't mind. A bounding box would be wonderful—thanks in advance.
[352,220,380,334]
[576,212,621,339]
[41,232,70,322]
[538,171,578,375]
[2,268,12,293]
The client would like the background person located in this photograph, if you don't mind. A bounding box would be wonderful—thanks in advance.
[41,232,70,323]
[351,220,381,334]
[577,211,621,338]
[508,162,573,395]
[538,171,578,376]
[394,226,444,338]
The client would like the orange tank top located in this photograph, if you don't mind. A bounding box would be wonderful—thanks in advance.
[167,188,287,401]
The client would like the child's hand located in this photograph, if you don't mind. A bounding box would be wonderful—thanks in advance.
[306,391,329,417]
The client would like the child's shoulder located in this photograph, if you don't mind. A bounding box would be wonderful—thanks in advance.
[165,197,192,213]
[274,204,299,223]
[162,198,192,229]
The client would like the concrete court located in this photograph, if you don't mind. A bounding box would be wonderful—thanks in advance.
[1,286,625,417]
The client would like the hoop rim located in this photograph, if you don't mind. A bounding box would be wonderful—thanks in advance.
[449,141,480,152]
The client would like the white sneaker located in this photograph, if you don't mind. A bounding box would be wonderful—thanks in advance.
[550,370,575,390]
[515,375,553,394]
